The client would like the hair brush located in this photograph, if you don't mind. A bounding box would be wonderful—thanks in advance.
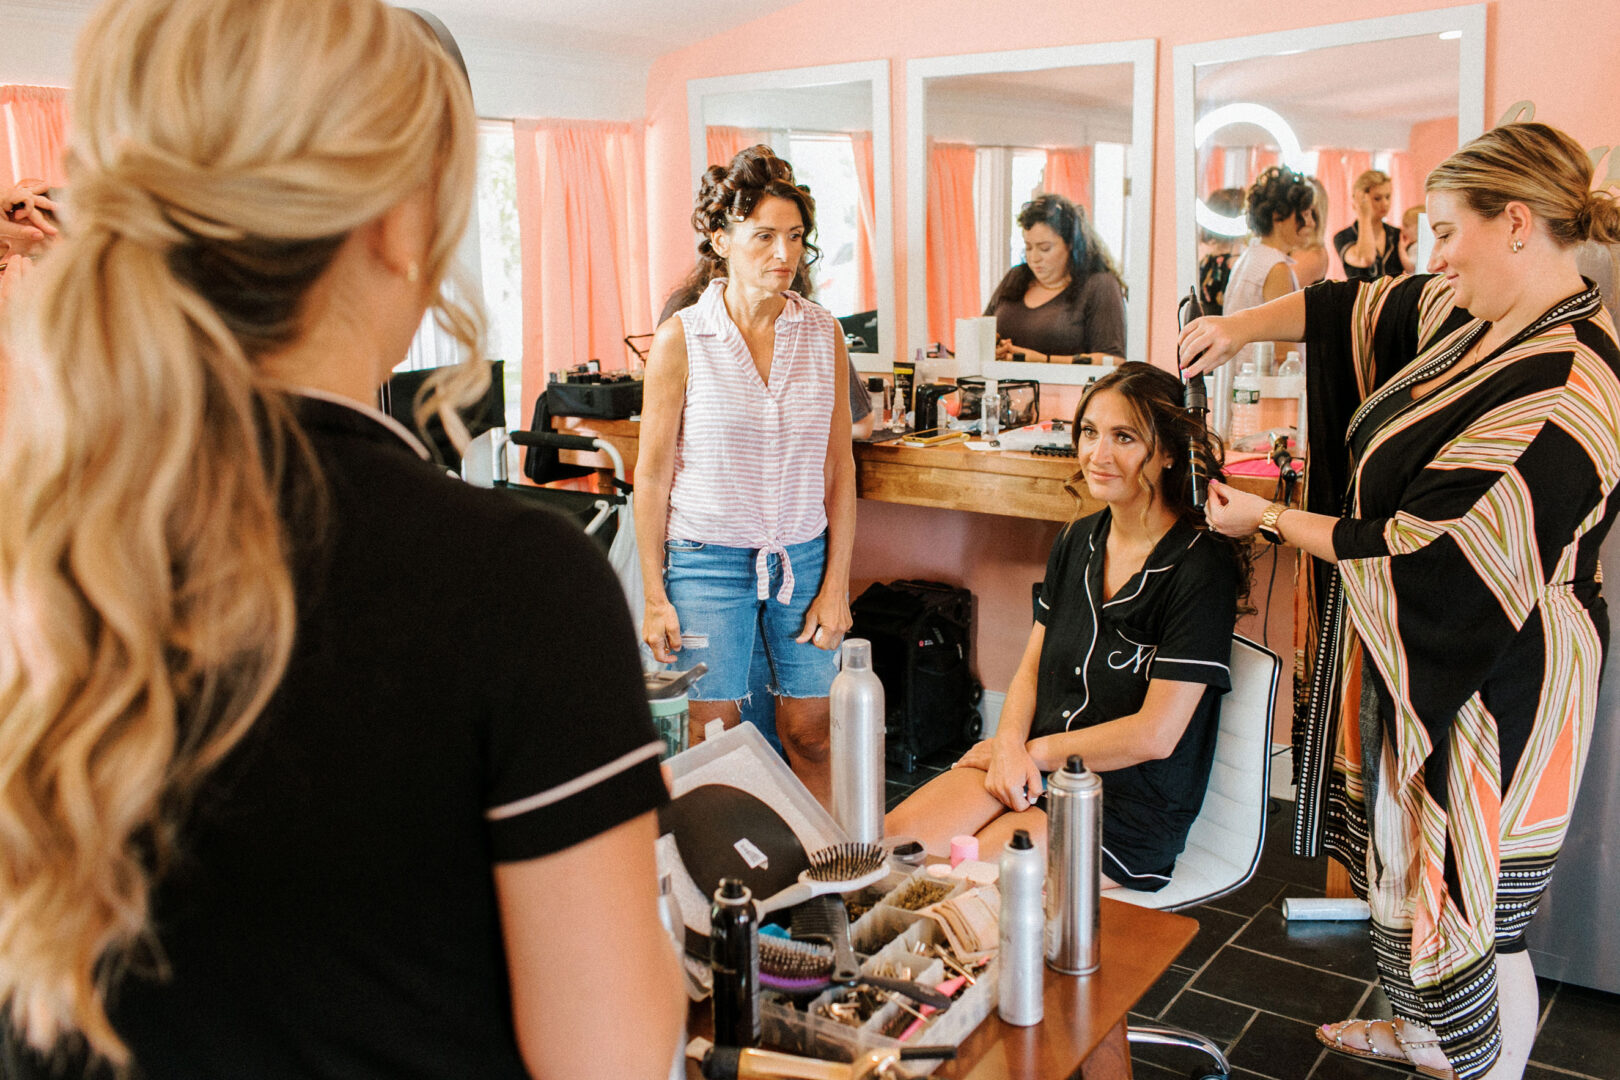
[754,842,888,918]
[758,934,951,1010]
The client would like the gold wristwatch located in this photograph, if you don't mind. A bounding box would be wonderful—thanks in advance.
[1257,501,1289,545]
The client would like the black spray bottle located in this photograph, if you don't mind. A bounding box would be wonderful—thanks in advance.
[710,877,760,1047]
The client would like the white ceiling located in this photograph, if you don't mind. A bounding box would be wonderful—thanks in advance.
[1,0,808,118]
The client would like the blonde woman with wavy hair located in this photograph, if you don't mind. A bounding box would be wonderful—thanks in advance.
[0,0,683,1076]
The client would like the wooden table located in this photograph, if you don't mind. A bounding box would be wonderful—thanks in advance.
[546,417,1279,524]
[687,897,1196,1080]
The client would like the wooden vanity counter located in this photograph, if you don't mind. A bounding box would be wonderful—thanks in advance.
[548,417,1281,522]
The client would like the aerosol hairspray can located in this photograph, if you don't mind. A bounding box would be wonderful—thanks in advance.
[1045,755,1102,974]
[830,638,885,844]
[710,878,760,1047]
[998,829,1045,1026]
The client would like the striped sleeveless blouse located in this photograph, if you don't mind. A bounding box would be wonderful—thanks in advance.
[669,279,838,603]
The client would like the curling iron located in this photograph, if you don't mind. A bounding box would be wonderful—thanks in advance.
[1177,289,1211,509]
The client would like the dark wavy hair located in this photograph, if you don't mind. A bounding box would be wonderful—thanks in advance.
[992,192,1126,307]
[665,144,819,315]
[1064,362,1254,613]
[1244,166,1316,238]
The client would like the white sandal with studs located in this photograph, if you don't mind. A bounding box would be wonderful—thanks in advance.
[1315,1018,1455,1079]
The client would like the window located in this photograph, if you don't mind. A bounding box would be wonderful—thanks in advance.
[396,120,525,439]
[784,132,861,316]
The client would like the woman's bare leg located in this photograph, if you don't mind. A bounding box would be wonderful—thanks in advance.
[1483,950,1538,1080]
[776,694,832,807]
[885,768,1006,857]
[687,700,741,748]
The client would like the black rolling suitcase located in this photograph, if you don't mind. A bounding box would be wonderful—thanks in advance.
[849,580,982,771]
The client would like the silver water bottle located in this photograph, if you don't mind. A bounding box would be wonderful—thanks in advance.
[830,638,885,844]
[998,829,1045,1026]
[1045,755,1102,974]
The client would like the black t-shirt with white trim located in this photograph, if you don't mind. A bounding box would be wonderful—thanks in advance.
[4,395,666,1080]
[1033,510,1237,889]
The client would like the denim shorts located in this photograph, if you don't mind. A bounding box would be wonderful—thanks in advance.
[664,533,839,703]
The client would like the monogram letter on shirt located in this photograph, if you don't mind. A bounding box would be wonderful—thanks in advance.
[1107,637,1157,675]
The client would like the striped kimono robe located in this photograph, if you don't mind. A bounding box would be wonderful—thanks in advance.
[1290,274,1620,1079]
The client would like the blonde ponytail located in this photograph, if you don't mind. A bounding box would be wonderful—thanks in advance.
[0,0,479,1062]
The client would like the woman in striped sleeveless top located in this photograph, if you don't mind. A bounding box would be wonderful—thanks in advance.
[1181,123,1620,1080]
[635,146,856,804]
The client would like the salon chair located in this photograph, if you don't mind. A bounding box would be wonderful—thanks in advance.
[1113,634,1280,1079]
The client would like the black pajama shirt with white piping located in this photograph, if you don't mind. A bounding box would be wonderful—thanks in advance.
[1032,510,1239,890]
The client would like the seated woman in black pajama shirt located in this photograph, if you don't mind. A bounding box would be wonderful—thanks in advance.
[887,362,1250,889]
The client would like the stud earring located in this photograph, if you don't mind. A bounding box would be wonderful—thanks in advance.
[406,261,421,283]
[1510,239,1524,254]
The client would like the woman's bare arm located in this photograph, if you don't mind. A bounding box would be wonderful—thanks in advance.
[633,319,689,662]
[1024,679,1209,773]
[495,812,686,1079]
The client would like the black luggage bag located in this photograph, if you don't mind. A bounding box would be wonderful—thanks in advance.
[849,579,982,772]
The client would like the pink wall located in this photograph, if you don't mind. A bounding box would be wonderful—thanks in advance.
[646,0,1620,692]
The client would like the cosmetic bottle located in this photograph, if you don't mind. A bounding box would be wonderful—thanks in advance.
[1044,755,1102,974]
[982,378,1001,443]
[892,351,917,431]
[710,878,760,1048]
[998,829,1045,1026]
[830,638,885,844]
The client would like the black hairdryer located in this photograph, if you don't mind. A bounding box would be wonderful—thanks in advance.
[1177,289,1211,509]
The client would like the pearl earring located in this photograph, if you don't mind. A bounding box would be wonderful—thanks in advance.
[1510,239,1524,254]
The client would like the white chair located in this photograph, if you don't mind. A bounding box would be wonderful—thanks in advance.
[1116,634,1281,1079]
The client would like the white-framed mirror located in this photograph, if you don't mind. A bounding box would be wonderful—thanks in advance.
[906,41,1156,386]
[687,61,894,373]
[1173,6,1487,305]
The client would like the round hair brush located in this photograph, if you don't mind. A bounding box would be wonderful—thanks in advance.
[755,843,889,918]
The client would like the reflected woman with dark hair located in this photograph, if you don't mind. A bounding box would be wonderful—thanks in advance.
[887,362,1250,888]
[1223,165,1317,361]
[636,144,855,803]
[985,192,1127,364]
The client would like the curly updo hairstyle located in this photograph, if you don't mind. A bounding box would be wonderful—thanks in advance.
[1426,121,1620,248]
[1064,362,1254,614]
[1244,165,1316,238]
[671,144,819,305]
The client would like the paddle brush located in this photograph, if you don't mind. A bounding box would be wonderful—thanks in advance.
[755,842,889,918]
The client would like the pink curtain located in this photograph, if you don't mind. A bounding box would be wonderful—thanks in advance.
[1044,147,1093,212]
[513,119,651,421]
[926,141,979,352]
[1,85,71,186]
[849,131,877,314]
[1314,148,1372,279]
[1246,147,1280,183]
[704,126,763,171]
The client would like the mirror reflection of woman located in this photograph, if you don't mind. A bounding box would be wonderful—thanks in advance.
[1334,168,1403,280]
[1291,175,1332,287]
[1222,166,1316,363]
[985,193,1126,364]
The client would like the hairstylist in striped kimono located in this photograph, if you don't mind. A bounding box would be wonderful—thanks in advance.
[1180,122,1620,1080]
[636,145,855,806]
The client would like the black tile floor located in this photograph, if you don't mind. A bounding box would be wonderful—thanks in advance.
[882,757,1620,1080]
